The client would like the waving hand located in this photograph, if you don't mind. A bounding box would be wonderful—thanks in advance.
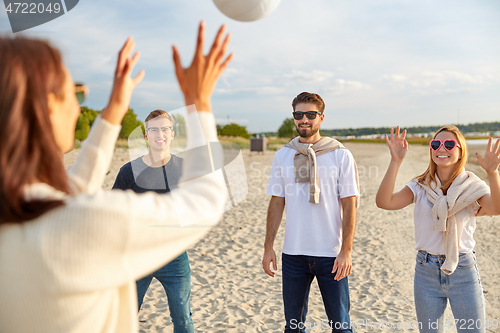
[385,126,408,162]
[476,138,500,174]
[102,37,145,125]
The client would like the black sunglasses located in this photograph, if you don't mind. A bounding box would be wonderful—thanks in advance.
[292,111,323,120]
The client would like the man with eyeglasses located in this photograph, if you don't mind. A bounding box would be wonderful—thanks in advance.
[262,92,359,332]
[112,110,193,332]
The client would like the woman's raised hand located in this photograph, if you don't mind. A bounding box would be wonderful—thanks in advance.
[172,21,233,113]
[102,37,145,125]
[476,138,500,175]
[385,126,408,162]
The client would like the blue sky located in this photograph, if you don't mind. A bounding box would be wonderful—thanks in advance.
[1,0,499,133]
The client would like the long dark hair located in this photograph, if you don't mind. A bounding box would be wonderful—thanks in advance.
[0,36,70,224]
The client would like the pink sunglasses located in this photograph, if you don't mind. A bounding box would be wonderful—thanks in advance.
[429,139,461,151]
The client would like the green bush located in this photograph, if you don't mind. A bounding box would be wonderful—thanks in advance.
[278,118,296,138]
[219,123,250,139]
[119,108,143,139]
[74,107,100,141]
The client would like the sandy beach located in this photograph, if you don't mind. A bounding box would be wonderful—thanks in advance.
[65,142,500,332]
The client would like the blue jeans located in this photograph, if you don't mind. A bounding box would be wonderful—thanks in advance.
[282,253,352,333]
[136,252,194,333]
[414,251,486,333]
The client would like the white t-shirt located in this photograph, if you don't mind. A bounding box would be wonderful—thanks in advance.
[406,180,481,255]
[266,146,359,257]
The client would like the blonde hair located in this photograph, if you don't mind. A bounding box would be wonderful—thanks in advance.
[416,125,467,194]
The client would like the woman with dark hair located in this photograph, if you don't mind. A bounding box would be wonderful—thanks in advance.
[0,22,233,333]
[376,126,500,333]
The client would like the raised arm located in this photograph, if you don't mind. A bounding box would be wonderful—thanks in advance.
[476,138,500,215]
[67,38,144,194]
[375,127,414,210]
[53,23,235,287]
[57,110,228,288]
[262,195,285,277]
[122,21,234,276]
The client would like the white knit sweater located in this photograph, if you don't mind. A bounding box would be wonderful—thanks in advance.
[0,112,226,333]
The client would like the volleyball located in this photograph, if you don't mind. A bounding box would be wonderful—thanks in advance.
[212,0,282,22]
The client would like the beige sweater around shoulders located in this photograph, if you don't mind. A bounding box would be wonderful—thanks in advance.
[0,112,226,333]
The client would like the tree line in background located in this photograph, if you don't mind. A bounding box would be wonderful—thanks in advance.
[75,107,250,142]
[76,109,500,142]
[273,117,500,138]
[320,122,500,137]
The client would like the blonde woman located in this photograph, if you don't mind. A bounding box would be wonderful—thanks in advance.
[376,126,500,333]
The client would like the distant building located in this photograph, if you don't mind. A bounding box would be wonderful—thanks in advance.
[464,132,490,137]
[409,133,432,138]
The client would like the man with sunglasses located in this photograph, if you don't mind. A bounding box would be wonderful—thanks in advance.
[112,110,194,332]
[263,92,359,332]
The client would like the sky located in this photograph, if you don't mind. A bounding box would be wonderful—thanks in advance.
[1,0,499,133]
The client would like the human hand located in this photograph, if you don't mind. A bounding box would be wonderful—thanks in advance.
[385,126,408,163]
[476,138,500,176]
[262,249,278,277]
[102,37,145,125]
[332,251,352,281]
[172,21,233,113]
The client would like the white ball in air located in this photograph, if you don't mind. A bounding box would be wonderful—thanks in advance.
[212,0,282,22]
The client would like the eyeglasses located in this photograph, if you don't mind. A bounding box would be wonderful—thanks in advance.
[75,84,88,105]
[147,126,173,134]
[292,111,323,120]
[429,139,461,151]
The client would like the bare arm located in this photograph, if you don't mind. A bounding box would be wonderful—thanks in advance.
[376,160,414,210]
[477,138,500,215]
[262,195,285,277]
[375,127,414,210]
[68,38,143,194]
[332,196,356,281]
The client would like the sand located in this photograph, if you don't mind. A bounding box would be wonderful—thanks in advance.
[64,143,500,332]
